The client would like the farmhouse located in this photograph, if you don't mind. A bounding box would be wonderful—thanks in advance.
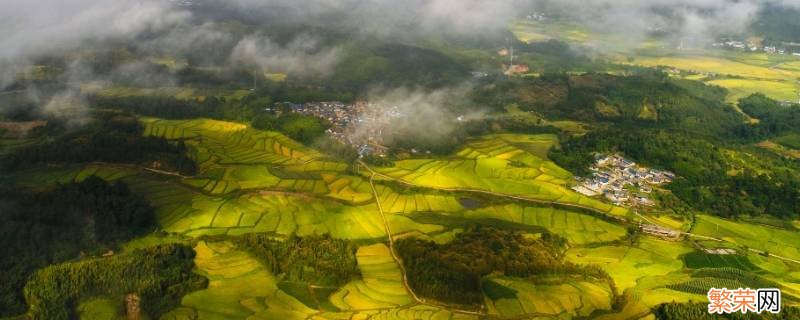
[573,154,675,207]
[639,223,681,239]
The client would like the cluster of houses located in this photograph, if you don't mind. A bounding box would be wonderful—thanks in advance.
[712,40,800,56]
[572,154,675,207]
[525,12,546,22]
[285,101,398,157]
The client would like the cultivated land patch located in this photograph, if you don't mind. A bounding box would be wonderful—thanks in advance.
[167,241,317,320]
[692,214,800,262]
[330,243,413,310]
[511,20,800,103]
[485,276,613,318]
[10,117,800,318]
[370,135,629,218]
[437,203,626,245]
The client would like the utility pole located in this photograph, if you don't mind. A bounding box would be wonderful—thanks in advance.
[509,39,515,67]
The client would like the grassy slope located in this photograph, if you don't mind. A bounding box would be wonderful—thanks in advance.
[8,117,800,319]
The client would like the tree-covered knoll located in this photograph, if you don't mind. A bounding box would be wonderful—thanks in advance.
[396,227,616,306]
[23,244,206,320]
[251,112,330,145]
[475,71,743,137]
[736,93,800,142]
[234,234,360,287]
[2,111,196,175]
[0,177,157,317]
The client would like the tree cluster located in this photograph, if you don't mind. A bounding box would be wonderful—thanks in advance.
[395,227,614,306]
[0,177,157,317]
[234,234,360,287]
[550,128,800,219]
[23,244,206,320]
[2,111,196,175]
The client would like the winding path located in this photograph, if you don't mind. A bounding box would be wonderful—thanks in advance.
[365,170,487,316]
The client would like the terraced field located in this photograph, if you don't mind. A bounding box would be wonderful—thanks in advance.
[373,185,464,214]
[95,86,252,102]
[143,118,324,169]
[166,241,317,320]
[692,214,800,261]
[11,117,800,319]
[486,276,613,318]
[566,238,693,291]
[438,204,627,244]
[330,244,412,310]
[370,136,629,218]
[682,251,761,271]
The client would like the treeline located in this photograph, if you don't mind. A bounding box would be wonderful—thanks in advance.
[395,227,615,306]
[251,113,330,145]
[475,71,743,137]
[88,95,259,121]
[234,234,360,287]
[550,128,800,219]
[2,111,196,175]
[0,177,156,317]
[751,3,800,44]
[23,244,206,320]
[735,94,800,141]
[653,302,800,319]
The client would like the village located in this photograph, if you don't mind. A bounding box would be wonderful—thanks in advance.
[572,154,675,208]
[712,38,800,56]
[279,101,400,157]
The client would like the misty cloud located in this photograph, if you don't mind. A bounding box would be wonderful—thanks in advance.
[224,0,527,36]
[0,0,191,62]
[229,34,342,78]
[532,0,800,49]
[353,85,478,148]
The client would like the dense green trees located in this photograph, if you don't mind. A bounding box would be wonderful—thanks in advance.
[0,177,157,316]
[736,94,800,142]
[475,72,743,137]
[235,234,360,287]
[751,3,800,44]
[23,244,206,320]
[550,128,800,219]
[396,227,614,306]
[251,113,330,145]
[2,111,196,175]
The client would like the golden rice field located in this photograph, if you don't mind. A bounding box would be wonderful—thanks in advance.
[371,135,629,218]
[486,276,613,318]
[329,244,412,310]
[14,117,800,319]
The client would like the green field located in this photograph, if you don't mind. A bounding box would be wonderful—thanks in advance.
[692,214,800,261]
[329,243,413,310]
[9,117,800,319]
[567,238,694,291]
[486,276,613,318]
[511,20,800,105]
[371,135,629,218]
[168,241,317,319]
[437,203,626,244]
[682,252,760,271]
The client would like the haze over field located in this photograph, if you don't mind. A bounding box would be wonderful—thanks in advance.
[3,2,800,318]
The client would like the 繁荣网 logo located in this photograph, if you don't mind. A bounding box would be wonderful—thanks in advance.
[707,288,781,314]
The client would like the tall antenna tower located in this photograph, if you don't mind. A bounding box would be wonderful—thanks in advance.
[510,43,514,66]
